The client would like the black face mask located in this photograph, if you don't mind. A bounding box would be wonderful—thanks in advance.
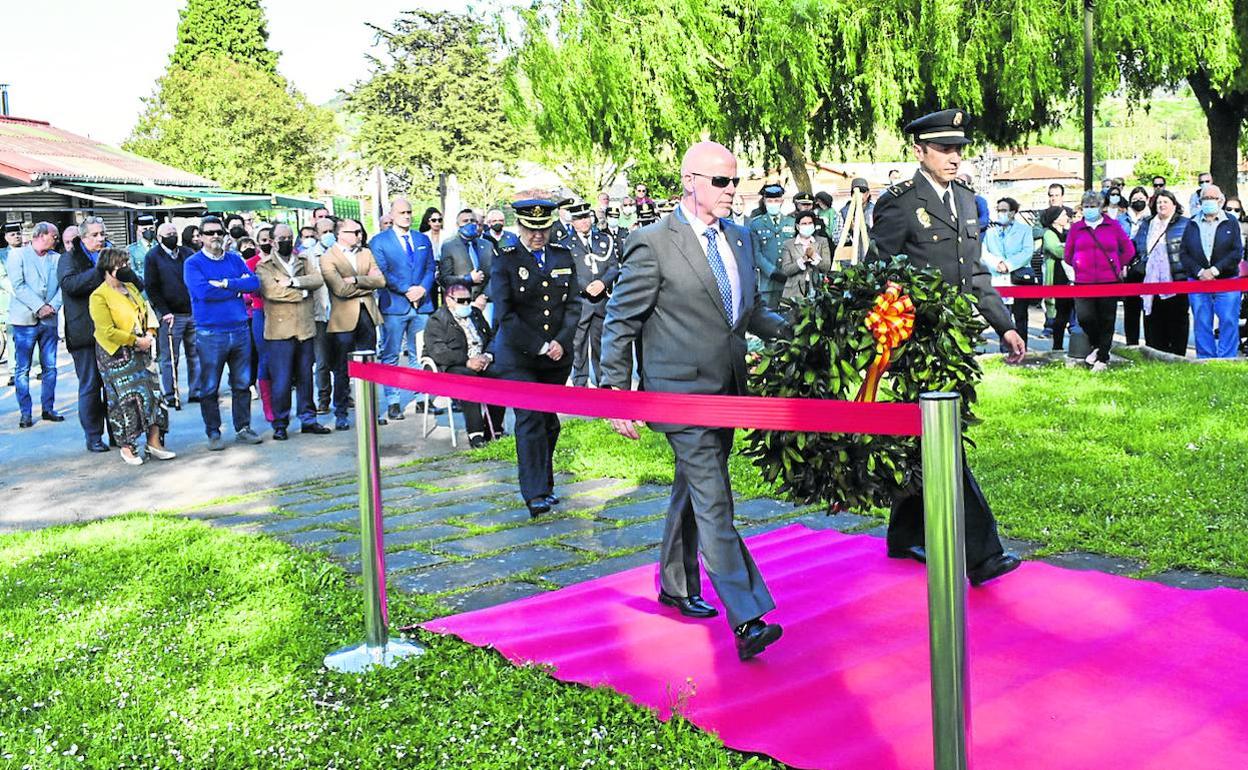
[276,241,293,257]
[160,235,179,251]
[229,226,247,240]
[1130,200,1147,212]
[141,228,156,242]
[241,247,257,259]
[259,242,273,254]
[490,223,504,234]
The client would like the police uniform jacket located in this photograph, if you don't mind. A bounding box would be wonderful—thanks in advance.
[872,171,1014,335]
[564,228,620,301]
[487,238,583,371]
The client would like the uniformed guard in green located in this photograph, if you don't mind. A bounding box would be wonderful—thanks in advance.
[748,183,794,308]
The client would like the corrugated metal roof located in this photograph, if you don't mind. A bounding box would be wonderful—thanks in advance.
[0,116,218,188]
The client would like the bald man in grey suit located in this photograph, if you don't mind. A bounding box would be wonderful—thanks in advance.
[600,142,789,661]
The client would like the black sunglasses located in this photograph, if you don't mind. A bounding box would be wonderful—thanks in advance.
[446,295,469,304]
[689,172,740,188]
[341,229,363,235]
[201,228,224,236]
[429,217,443,223]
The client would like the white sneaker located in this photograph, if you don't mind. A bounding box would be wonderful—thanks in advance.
[1085,351,1098,365]
[147,445,177,461]
[1090,361,1108,372]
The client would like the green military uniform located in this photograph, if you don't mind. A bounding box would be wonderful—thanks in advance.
[748,186,794,308]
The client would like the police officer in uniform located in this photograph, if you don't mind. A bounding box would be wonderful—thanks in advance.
[489,199,583,516]
[748,184,794,308]
[564,202,620,387]
[601,205,630,256]
[871,108,1025,586]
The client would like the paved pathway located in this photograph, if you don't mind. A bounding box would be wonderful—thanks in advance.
[179,457,1248,617]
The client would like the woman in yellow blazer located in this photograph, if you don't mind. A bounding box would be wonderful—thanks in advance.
[319,218,384,430]
[89,248,174,466]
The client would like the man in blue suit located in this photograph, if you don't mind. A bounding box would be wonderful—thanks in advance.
[369,197,440,421]
[1179,183,1244,359]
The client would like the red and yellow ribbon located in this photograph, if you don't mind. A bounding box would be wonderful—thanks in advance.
[854,282,915,403]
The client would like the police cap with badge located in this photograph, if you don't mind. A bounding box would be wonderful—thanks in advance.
[2,221,21,236]
[760,183,785,199]
[512,198,560,229]
[567,201,593,220]
[905,108,972,146]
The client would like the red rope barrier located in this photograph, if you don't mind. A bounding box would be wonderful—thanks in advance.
[997,278,1248,299]
[348,362,923,436]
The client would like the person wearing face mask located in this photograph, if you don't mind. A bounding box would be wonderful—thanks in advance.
[482,208,511,250]
[619,197,638,230]
[321,217,384,431]
[439,208,496,323]
[1064,190,1136,371]
[246,224,276,423]
[564,202,620,387]
[424,279,504,448]
[601,205,629,255]
[550,199,573,244]
[303,216,338,414]
[1040,206,1076,350]
[88,248,174,466]
[1103,186,1125,223]
[749,184,794,308]
[223,214,248,255]
[779,210,832,303]
[126,214,158,285]
[144,221,202,407]
[1131,189,1191,356]
[256,223,331,439]
[982,197,1036,350]
[813,191,840,243]
[1187,172,1214,216]
[1178,183,1244,358]
[1115,186,1152,345]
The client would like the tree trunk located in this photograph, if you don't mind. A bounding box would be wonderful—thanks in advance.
[1189,68,1246,200]
[777,139,813,193]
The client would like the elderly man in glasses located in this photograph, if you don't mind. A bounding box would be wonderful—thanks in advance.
[424,278,504,448]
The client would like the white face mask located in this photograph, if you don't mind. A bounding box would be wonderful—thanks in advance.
[765,201,782,216]
[797,224,816,237]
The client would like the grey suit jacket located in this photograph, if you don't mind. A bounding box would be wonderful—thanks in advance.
[438,236,495,299]
[600,211,786,430]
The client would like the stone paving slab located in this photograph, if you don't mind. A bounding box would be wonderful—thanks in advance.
[561,519,667,554]
[1040,551,1146,575]
[211,512,279,529]
[183,501,278,520]
[385,482,515,510]
[435,518,601,557]
[733,497,798,521]
[387,548,449,573]
[464,507,539,528]
[1142,570,1248,592]
[392,546,579,594]
[385,524,467,550]
[281,496,357,515]
[384,507,483,530]
[385,499,502,528]
[595,498,669,522]
[286,529,348,547]
[543,549,660,588]
[427,466,523,489]
[440,582,549,613]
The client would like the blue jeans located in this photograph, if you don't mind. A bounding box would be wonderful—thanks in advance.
[196,326,253,436]
[379,309,428,408]
[13,319,58,417]
[158,313,201,400]
[267,336,316,429]
[1189,289,1241,358]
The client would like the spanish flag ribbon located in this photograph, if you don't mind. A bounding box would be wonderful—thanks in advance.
[854,281,915,403]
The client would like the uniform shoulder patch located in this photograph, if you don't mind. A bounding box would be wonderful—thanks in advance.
[953,177,973,191]
[887,180,915,199]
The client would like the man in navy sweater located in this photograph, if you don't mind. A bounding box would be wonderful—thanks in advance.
[185,215,263,450]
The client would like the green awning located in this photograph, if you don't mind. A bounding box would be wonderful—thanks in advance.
[85,183,324,211]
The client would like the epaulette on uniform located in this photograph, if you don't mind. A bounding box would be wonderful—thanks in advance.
[886,180,915,199]
[498,239,518,254]
[953,177,973,191]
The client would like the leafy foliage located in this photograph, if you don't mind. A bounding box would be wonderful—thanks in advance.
[348,10,523,201]
[742,258,986,512]
[125,53,336,193]
[169,0,279,76]
[1132,151,1178,187]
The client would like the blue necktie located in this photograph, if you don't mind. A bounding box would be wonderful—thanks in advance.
[467,239,480,271]
[402,234,415,258]
[533,248,545,270]
[703,229,734,323]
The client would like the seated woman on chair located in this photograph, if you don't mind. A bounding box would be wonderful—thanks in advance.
[423,279,505,448]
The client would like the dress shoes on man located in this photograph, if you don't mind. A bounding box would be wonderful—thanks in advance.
[887,545,927,563]
[468,434,488,449]
[658,591,718,619]
[335,417,351,431]
[527,497,551,518]
[86,440,110,453]
[41,411,65,422]
[387,403,405,421]
[18,414,33,429]
[273,427,289,441]
[412,401,444,416]
[301,423,332,435]
[968,553,1022,587]
[734,619,783,661]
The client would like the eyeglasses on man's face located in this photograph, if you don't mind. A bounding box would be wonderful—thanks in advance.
[688,171,740,188]
[201,228,224,237]
[446,294,470,304]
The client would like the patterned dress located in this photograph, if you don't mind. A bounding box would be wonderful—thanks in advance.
[95,287,168,450]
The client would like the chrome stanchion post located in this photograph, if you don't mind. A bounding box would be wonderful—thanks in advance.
[324,351,425,673]
[920,392,970,770]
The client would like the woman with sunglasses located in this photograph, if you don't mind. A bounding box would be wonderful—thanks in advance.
[419,207,445,260]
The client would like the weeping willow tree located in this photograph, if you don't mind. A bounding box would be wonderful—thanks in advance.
[505,0,1236,191]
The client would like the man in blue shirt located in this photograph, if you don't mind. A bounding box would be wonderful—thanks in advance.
[127,213,157,285]
[7,222,63,428]
[185,215,263,450]
[982,196,1037,349]
[1179,183,1244,358]
[369,197,439,423]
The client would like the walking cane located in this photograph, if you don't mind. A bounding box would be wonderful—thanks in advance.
[167,317,182,410]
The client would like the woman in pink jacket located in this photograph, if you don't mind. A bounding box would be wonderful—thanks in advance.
[1064,190,1136,370]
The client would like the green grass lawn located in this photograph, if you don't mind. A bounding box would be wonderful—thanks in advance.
[0,516,775,769]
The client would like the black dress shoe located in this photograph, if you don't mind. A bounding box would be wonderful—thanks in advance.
[301,423,331,435]
[18,415,33,429]
[469,435,488,449]
[658,591,718,618]
[86,440,110,453]
[335,418,351,431]
[969,553,1022,587]
[544,493,561,506]
[734,619,783,661]
[887,545,927,564]
[316,402,331,415]
[387,403,405,421]
[273,427,289,441]
[41,411,65,422]
[527,497,551,518]
[412,401,445,415]
[187,395,202,404]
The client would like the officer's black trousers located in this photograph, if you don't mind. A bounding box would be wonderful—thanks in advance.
[887,464,1006,569]
[506,363,573,502]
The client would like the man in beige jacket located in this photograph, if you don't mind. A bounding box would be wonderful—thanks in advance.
[320,217,385,431]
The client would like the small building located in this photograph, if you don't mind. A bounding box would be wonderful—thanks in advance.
[990,163,1082,211]
[0,115,323,245]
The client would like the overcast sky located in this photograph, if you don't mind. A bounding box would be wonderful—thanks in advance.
[0,0,509,146]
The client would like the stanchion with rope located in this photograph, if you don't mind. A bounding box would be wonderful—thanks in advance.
[323,350,425,673]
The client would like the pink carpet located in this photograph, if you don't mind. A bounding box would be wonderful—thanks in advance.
[423,524,1248,769]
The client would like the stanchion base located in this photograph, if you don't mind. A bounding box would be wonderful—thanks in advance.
[324,638,426,673]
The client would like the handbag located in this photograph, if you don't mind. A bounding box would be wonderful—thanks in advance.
[1125,228,1167,283]
[1009,265,1038,285]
